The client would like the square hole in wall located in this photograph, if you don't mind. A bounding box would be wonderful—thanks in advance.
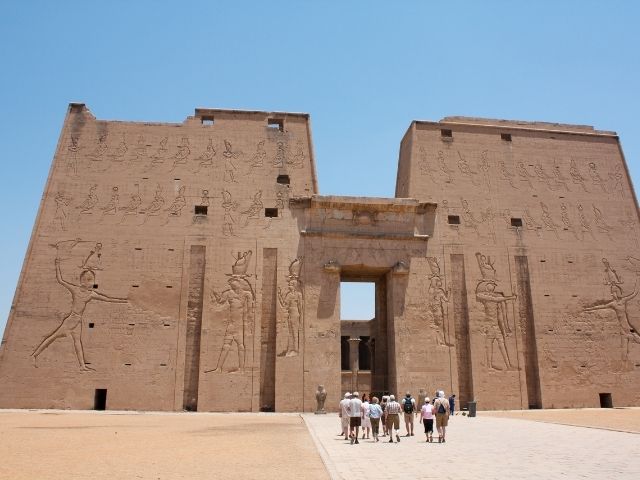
[277,174,290,185]
[265,208,278,218]
[88,323,95,328]
[201,115,214,126]
[501,133,512,142]
[194,205,208,215]
[511,218,523,227]
[441,129,453,138]
[447,215,461,225]
[92,284,99,289]
[267,118,284,132]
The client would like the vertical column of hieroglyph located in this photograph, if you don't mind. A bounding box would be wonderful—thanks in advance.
[182,245,206,411]
[449,253,474,407]
[514,255,542,408]
[259,247,278,411]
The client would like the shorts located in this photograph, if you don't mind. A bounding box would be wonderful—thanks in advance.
[404,412,414,423]
[386,413,400,430]
[349,416,361,427]
[423,418,434,433]
[435,413,448,427]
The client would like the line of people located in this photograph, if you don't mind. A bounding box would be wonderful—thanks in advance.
[338,390,452,444]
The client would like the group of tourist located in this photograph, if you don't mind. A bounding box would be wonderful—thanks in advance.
[338,390,453,445]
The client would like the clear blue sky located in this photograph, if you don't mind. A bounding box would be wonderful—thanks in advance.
[1,1,639,336]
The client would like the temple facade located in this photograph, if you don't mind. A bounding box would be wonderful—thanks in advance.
[0,104,638,412]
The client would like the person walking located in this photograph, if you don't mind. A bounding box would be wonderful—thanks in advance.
[348,391,363,444]
[385,394,402,443]
[338,392,351,439]
[361,393,372,439]
[420,397,434,442]
[402,391,416,436]
[380,395,389,437]
[368,396,383,442]
[434,390,451,443]
[449,394,456,417]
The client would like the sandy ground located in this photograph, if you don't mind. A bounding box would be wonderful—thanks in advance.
[483,407,640,433]
[0,410,329,480]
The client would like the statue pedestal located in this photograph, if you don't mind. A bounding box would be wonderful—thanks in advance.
[314,410,327,415]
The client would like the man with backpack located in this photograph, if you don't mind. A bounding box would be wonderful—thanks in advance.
[401,391,416,436]
[433,390,451,443]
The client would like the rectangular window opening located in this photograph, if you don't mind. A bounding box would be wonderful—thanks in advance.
[94,389,107,410]
[510,218,523,227]
[88,323,95,328]
[448,215,461,225]
[599,393,613,408]
[265,208,278,218]
[267,118,284,132]
[194,205,208,215]
[501,133,512,142]
[92,284,99,289]
[277,174,290,185]
[201,115,214,126]
[440,129,453,138]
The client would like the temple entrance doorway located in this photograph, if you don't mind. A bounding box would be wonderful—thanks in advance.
[339,270,389,399]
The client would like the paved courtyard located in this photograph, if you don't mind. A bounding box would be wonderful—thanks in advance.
[0,409,638,479]
[303,410,640,480]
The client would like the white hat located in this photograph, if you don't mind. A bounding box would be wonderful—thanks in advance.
[353,391,359,397]
[344,392,351,398]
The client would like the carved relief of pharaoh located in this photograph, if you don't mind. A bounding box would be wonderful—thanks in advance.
[278,258,304,357]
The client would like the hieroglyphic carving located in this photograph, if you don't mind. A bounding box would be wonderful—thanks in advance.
[31,240,127,371]
[352,210,378,226]
[289,141,305,167]
[140,184,165,223]
[165,185,186,220]
[53,191,72,230]
[522,208,542,237]
[560,203,580,240]
[552,160,570,191]
[576,204,596,240]
[426,257,452,347]
[88,134,108,161]
[533,162,559,191]
[592,204,613,240]
[194,138,216,172]
[241,190,263,226]
[200,189,210,207]
[206,251,255,373]
[118,184,142,224]
[66,136,80,176]
[460,198,482,237]
[479,150,491,190]
[418,147,437,182]
[609,164,625,198]
[437,150,454,183]
[221,190,238,236]
[133,135,147,162]
[171,137,191,171]
[247,140,267,174]
[516,162,535,188]
[273,141,287,167]
[223,140,241,182]
[109,134,128,162]
[588,162,608,193]
[149,136,169,167]
[475,252,517,370]
[539,202,559,239]
[498,160,517,189]
[100,187,120,216]
[277,258,304,357]
[77,184,99,215]
[569,158,589,192]
[584,259,640,360]
[457,151,480,185]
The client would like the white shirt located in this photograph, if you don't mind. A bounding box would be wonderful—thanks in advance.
[348,398,363,417]
[339,398,350,417]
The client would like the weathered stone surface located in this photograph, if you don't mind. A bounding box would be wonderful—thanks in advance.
[0,106,638,412]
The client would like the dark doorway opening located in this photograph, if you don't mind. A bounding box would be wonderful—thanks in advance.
[599,393,613,408]
[94,389,107,410]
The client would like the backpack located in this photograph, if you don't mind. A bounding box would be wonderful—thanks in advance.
[437,401,446,414]
[403,397,414,413]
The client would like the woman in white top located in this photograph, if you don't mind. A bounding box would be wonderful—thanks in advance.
[420,397,435,442]
[361,393,372,439]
